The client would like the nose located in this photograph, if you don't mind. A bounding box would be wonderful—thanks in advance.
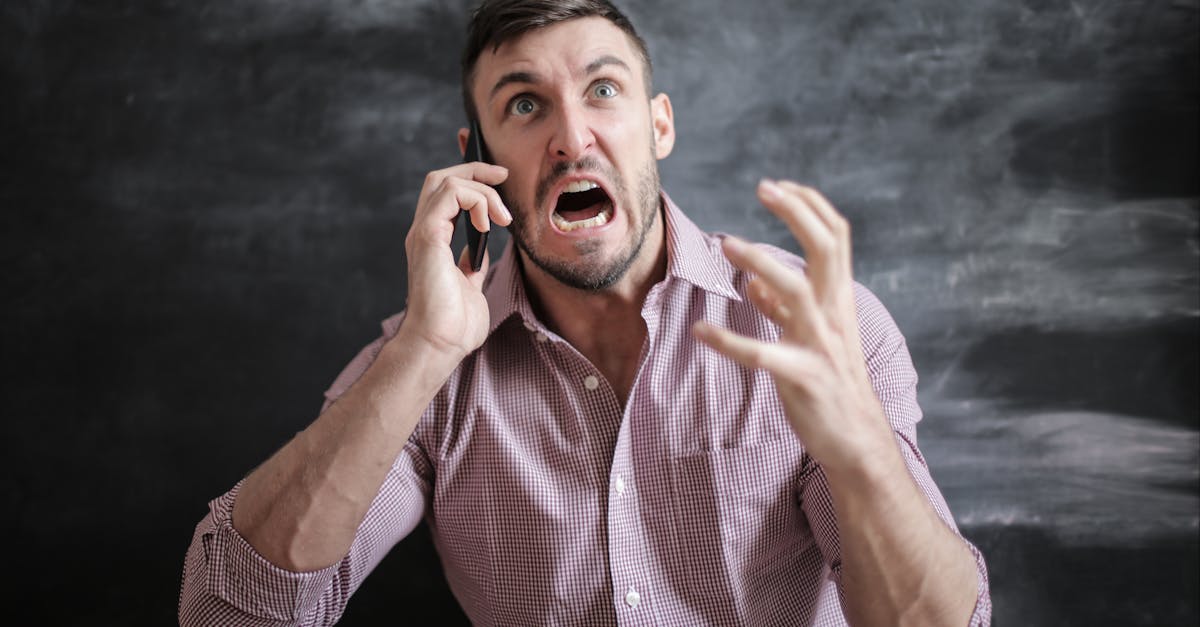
[547,101,595,161]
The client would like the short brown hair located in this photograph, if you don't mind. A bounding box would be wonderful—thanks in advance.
[460,0,653,121]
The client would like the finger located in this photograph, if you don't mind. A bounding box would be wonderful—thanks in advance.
[692,320,771,370]
[722,236,803,300]
[779,183,859,323]
[427,162,509,189]
[458,243,489,285]
[779,181,852,279]
[436,178,510,233]
[745,264,827,345]
[419,162,509,209]
[757,179,836,263]
[756,179,840,299]
[776,182,843,233]
[744,259,830,341]
[461,161,510,186]
[692,321,820,382]
[461,179,512,230]
[746,276,790,326]
[721,237,825,336]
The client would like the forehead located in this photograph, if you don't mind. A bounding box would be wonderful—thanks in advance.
[473,16,643,93]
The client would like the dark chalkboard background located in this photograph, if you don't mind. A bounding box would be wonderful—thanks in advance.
[2,0,1197,624]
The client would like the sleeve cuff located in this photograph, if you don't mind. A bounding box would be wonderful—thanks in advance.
[964,539,993,626]
[198,485,340,622]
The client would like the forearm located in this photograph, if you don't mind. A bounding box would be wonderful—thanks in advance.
[827,445,979,627]
[231,326,459,572]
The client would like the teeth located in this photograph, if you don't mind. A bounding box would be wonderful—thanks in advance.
[552,206,612,232]
[561,180,600,194]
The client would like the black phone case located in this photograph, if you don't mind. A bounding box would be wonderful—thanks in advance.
[461,120,492,272]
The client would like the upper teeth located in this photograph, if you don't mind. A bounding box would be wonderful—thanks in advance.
[561,180,599,194]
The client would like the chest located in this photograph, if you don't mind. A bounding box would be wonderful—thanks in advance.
[427,325,812,620]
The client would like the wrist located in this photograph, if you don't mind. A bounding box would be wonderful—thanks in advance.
[383,322,470,382]
[821,439,930,535]
[820,428,908,494]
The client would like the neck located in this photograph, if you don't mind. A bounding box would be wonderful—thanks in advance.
[519,207,668,404]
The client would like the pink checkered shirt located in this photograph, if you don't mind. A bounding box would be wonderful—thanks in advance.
[180,193,991,625]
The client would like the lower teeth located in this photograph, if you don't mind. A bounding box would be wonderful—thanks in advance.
[552,207,611,232]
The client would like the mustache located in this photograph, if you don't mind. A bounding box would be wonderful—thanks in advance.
[534,157,613,210]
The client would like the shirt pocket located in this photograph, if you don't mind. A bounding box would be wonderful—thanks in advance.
[669,438,807,601]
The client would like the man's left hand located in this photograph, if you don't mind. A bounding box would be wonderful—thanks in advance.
[693,179,896,476]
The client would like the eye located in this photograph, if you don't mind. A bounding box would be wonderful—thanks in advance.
[508,96,538,116]
[591,81,618,99]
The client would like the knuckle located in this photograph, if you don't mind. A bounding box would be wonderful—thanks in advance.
[793,278,812,299]
[812,234,835,256]
[410,223,436,243]
[775,280,799,303]
[834,216,851,237]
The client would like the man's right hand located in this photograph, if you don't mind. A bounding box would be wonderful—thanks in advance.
[400,162,511,363]
[223,162,512,576]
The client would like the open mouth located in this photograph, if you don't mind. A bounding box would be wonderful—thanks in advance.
[551,180,613,232]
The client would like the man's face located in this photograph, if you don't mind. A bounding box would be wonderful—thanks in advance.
[468,17,674,291]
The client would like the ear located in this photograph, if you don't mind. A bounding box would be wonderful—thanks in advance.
[457,127,470,158]
[650,93,675,160]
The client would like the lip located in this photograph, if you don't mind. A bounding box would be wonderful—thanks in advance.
[543,174,620,237]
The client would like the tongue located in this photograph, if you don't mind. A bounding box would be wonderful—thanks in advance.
[558,203,603,222]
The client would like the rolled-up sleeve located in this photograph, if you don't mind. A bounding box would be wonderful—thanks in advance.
[178,312,434,626]
[179,433,434,626]
[178,483,341,626]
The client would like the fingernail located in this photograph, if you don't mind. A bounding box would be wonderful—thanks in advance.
[759,179,781,199]
[501,203,512,221]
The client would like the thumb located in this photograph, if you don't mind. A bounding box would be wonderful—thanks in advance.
[458,245,490,288]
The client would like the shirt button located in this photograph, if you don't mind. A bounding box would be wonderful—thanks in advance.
[615,476,626,495]
[535,332,548,342]
[583,375,600,390]
[625,587,641,608]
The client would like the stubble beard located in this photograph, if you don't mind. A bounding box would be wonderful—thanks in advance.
[501,148,662,292]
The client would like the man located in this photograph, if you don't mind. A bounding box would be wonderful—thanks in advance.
[180,1,991,624]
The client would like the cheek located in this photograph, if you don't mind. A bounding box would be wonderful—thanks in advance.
[502,176,544,229]
[499,167,534,202]
[518,174,543,210]
[607,111,652,153]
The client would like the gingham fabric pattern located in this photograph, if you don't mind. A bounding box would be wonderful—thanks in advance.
[180,193,992,626]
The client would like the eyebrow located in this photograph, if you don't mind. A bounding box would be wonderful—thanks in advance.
[488,55,633,103]
[489,71,539,102]
[585,54,631,76]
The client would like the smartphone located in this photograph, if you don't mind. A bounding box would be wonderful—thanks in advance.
[460,119,493,272]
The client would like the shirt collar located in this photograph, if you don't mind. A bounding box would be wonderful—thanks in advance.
[659,191,741,302]
[482,190,741,335]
